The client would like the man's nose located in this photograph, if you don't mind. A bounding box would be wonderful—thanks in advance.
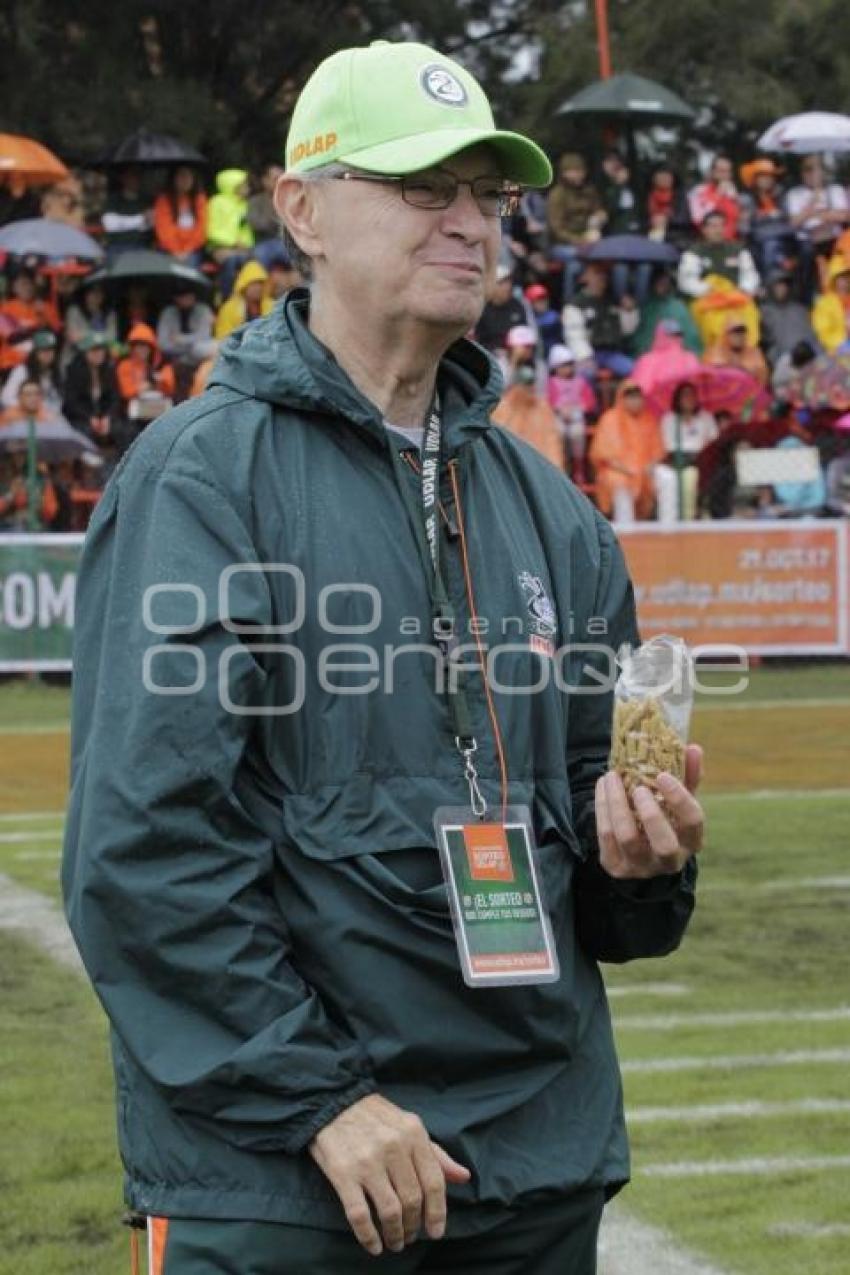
[439,186,491,239]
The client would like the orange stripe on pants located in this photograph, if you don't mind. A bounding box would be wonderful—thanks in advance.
[148,1217,169,1275]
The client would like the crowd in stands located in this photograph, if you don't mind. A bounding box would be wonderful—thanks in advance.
[2,142,850,532]
[481,148,850,523]
[0,161,303,530]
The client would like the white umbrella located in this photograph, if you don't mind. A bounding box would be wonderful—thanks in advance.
[757,111,850,154]
[0,415,94,462]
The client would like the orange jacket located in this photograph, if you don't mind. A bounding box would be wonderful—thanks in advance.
[153,192,208,257]
[492,384,565,470]
[116,323,176,401]
[589,386,665,517]
[0,298,62,369]
[0,297,62,332]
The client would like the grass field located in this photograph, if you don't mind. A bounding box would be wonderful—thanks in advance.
[1,665,849,1275]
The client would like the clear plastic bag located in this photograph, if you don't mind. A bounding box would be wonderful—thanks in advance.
[609,635,694,800]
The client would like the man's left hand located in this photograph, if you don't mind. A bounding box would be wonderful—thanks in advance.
[594,744,704,879]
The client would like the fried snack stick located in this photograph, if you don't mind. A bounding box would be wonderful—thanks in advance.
[608,695,686,801]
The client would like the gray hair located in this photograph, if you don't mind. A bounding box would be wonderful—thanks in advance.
[279,161,350,281]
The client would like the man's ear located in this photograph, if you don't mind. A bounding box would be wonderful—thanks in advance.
[273,174,323,267]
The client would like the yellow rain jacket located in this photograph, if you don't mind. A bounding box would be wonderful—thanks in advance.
[214,260,274,339]
[811,255,850,354]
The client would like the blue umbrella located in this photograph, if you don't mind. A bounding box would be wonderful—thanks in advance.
[0,218,104,263]
[582,235,680,265]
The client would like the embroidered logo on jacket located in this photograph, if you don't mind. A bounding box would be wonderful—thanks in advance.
[518,571,557,657]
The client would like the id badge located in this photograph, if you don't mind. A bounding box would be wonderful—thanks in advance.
[433,805,560,988]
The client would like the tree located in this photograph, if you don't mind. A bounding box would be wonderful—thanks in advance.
[2,0,850,177]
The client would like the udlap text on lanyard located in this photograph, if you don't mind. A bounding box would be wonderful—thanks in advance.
[386,397,487,819]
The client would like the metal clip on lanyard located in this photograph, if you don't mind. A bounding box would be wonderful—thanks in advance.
[387,399,487,819]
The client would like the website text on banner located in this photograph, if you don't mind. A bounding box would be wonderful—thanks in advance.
[0,534,84,671]
[0,526,849,670]
[617,521,849,656]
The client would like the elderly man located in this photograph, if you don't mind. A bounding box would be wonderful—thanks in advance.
[63,39,704,1275]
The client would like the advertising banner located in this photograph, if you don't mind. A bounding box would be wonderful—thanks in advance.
[0,534,84,671]
[617,520,848,655]
[1,525,849,669]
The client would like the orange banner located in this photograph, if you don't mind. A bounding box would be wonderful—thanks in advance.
[617,520,849,654]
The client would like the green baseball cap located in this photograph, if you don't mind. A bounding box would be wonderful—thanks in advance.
[285,40,552,187]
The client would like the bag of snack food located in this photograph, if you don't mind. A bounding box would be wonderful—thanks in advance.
[609,635,694,801]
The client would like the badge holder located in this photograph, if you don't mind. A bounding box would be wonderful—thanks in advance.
[433,804,560,988]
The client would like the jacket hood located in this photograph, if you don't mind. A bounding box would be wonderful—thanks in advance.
[208,289,503,452]
[215,168,249,198]
[233,260,269,294]
[127,322,158,349]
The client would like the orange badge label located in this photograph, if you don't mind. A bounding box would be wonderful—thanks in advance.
[289,131,338,166]
[463,824,514,882]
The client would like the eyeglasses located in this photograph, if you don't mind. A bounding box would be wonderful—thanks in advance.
[330,169,522,218]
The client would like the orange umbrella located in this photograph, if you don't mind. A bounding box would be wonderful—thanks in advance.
[0,134,68,185]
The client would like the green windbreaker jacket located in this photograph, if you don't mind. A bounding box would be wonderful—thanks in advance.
[62,291,696,1233]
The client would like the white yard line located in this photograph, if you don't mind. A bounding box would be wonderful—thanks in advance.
[707,876,850,893]
[767,1221,850,1239]
[0,810,65,823]
[616,1007,850,1031]
[0,872,82,973]
[706,787,850,802]
[622,1048,850,1075]
[695,696,850,712]
[598,1203,730,1275]
[0,722,69,734]
[642,1154,850,1179]
[628,1098,850,1125]
[0,831,63,844]
[605,982,691,1000]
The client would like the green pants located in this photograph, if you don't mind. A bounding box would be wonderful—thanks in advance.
[152,1188,605,1274]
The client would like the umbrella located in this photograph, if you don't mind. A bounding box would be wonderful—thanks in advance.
[556,73,695,179]
[0,415,94,462]
[582,234,679,265]
[94,128,207,168]
[757,112,850,155]
[639,363,771,420]
[783,352,850,411]
[557,73,696,125]
[84,249,211,293]
[0,218,103,263]
[0,133,69,184]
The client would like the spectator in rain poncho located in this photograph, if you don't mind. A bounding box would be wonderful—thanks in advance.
[811,254,850,354]
[589,381,665,522]
[632,269,702,356]
[214,261,274,340]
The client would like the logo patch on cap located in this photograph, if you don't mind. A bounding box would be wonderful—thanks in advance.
[419,63,468,108]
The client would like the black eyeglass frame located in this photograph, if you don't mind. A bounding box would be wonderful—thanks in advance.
[329,169,523,218]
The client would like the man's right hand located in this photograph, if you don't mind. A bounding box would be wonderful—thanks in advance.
[308,1093,471,1258]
